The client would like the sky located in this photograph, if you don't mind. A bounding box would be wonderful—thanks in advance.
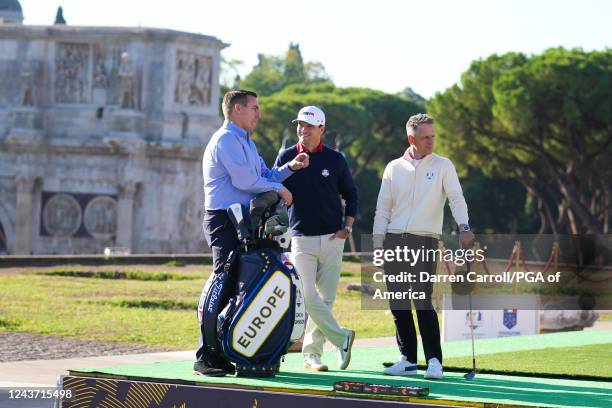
[18,0,612,98]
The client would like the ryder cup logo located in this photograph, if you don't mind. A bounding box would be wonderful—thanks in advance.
[322,169,330,177]
[465,310,483,330]
[426,171,434,180]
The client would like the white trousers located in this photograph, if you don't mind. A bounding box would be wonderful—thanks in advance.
[291,233,347,357]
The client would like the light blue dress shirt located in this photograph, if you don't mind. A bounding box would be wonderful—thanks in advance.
[203,121,293,210]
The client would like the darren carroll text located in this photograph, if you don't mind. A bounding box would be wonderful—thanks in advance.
[372,271,562,284]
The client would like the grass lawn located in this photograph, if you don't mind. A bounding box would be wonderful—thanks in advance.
[598,313,612,321]
[0,262,397,349]
[444,343,612,379]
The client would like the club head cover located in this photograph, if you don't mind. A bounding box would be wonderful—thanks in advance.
[227,203,252,242]
[249,191,281,234]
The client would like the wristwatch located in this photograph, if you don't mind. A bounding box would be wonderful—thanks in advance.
[459,224,471,232]
[344,225,353,234]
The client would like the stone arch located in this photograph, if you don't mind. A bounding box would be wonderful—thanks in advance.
[0,204,15,254]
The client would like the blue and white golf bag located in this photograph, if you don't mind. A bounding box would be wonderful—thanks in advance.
[198,192,305,377]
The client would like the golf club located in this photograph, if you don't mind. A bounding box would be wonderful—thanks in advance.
[464,260,477,380]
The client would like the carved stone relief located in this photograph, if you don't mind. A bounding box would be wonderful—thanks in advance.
[93,45,110,89]
[92,45,142,108]
[20,61,42,107]
[174,51,212,106]
[84,196,117,239]
[95,45,126,90]
[43,194,82,236]
[118,52,137,109]
[55,43,90,103]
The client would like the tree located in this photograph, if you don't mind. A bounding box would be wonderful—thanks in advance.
[220,57,243,90]
[240,44,332,96]
[284,43,306,85]
[240,54,286,96]
[429,48,612,234]
[442,168,539,234]
[399,86,426,106]
[54,6,66,25]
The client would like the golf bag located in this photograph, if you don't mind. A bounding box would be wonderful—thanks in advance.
[198,191,305,377]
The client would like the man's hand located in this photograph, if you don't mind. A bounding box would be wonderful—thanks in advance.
[289,153,310,171]
[330,229,349,240]
[279,187,293,207]
[459,230,475,248]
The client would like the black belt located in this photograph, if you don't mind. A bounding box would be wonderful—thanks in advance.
[205,209,227,215]
[386,233,438,244]
[387,232,420,238]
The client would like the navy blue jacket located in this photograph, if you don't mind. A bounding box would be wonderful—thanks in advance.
[275,144,358,237]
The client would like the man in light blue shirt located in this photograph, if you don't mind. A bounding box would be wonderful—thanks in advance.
[195,90,309,376]
[203,118,294,209]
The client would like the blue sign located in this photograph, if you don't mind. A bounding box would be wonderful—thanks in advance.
[503,308,517,330]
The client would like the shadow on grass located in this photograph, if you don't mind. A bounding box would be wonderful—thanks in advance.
[92,299,194,311]
[0,317,21,329]
[38,270,200,281]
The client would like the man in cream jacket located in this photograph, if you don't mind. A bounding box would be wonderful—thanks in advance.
[373,113,474,379]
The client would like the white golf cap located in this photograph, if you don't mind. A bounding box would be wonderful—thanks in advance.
[292,105,325,126]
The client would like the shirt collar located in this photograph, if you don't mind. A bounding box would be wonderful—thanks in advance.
[403,148,416,161]
[403,148,435,167]
[403,147,430,161]
[224,120,249,139]
[297,141,324,153]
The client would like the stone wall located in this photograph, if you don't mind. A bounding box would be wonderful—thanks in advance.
[0,25,227,254]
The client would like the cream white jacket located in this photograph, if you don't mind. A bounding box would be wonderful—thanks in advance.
[373,152,469,238]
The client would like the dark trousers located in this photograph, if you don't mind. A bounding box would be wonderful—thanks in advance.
[384,233,442,364]
[203,210,240,275]
[195,209,239,362]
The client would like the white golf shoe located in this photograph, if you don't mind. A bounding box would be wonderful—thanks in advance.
[303,354,328,372]
[424,357,443,379]
[383,355,418,376]
[337,329,355,370]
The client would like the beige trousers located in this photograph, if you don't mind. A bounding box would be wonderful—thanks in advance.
[291,233,347,357]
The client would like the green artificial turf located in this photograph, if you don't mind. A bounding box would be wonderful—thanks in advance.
[72,338,612,408]
[444,343,612,378]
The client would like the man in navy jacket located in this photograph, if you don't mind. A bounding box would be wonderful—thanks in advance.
[275,106,358,371]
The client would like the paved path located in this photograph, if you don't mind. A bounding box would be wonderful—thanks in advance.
[0,332,165,363]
